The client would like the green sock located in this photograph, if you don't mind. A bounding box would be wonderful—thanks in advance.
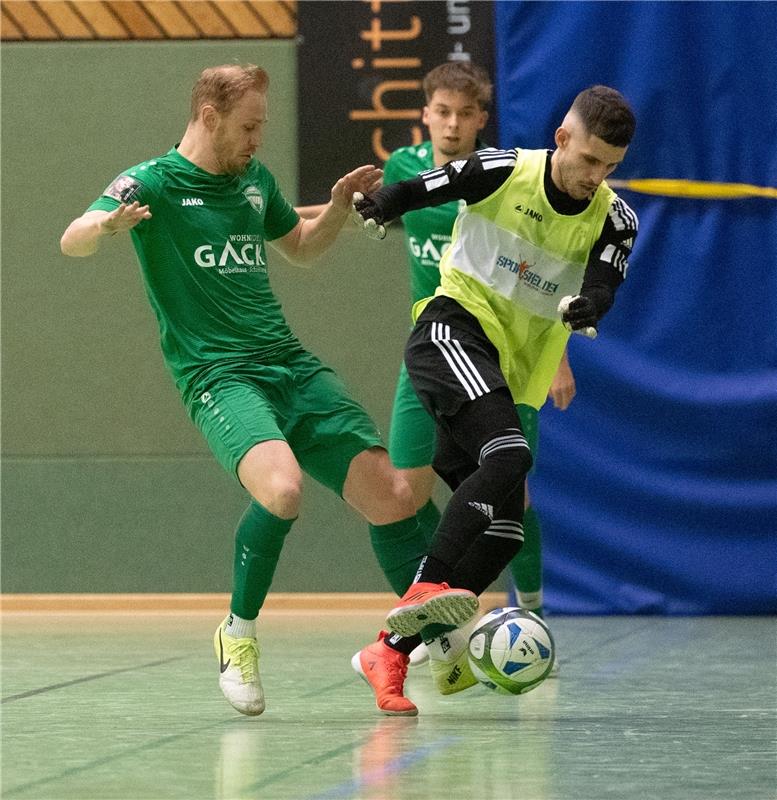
[369,515,427,595]
[231,500,294,620]
[509,506,544,616]
[416,499,442,546]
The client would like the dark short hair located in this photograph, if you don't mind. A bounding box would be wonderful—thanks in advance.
[571,85,636,147]
[190,64,269,119]
[423,61,492,110]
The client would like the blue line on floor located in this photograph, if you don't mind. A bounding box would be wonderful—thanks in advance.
[304,735,462,800]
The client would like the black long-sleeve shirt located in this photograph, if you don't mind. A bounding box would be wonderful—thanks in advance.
[372,148,638,317]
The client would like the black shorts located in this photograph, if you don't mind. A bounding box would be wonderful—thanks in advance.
[405,296,508,420]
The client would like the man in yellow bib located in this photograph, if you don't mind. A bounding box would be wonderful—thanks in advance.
[351,85,638,715]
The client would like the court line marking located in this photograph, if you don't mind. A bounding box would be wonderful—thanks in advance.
[1,656,185,703]
[239,739,367,795]
[236,731,462,799]
[2,718,232,798]
[299,676,357,698]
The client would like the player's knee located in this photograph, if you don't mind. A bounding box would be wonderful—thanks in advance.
[344,449,416,524]
[479,432,533,489]
[374,471,416,523]
[254,474,303,519]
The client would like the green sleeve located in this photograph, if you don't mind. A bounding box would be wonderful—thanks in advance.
[263,170,300,241]
[86,165,160,214]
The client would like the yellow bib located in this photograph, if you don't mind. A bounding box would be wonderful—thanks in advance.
[414,148,615,408]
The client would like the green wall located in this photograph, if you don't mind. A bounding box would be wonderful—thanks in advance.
[1,41,418,592]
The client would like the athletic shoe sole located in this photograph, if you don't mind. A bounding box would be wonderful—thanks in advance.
[386,591,479,638]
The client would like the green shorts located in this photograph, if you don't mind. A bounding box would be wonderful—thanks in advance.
[187,349,383,495]
[388,361,539,469]
[388,362,437,469]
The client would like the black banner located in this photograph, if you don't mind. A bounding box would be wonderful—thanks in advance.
[297,0,496,204]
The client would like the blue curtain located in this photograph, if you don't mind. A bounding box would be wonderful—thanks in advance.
[495,1,777,613]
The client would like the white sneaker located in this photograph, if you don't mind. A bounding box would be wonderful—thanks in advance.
[214,618,265,716]
[408,643,429,668]
[426,623,478,695]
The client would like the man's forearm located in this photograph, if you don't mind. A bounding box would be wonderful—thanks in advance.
[285,202,350,265]
[60,212,110,257]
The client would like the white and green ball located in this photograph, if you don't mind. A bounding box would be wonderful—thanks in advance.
[468,607,555,695]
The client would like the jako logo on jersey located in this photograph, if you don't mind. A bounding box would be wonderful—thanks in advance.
[194,239,266,271]
[182,197,204,206]
[514,203,543,222]
[243,185,264,213]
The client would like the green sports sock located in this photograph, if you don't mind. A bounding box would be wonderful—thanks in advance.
[509,506,544,617]
[231,500,294,620]
[416,499,442,546]
[369,515,427,595]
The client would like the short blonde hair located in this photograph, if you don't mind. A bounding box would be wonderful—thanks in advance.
[190,64,269,119]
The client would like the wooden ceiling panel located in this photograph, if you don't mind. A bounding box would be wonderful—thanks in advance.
[69,2,130,38]
[37,1,93,38]
[247,0,295,38]
[1,6,25,38]
[1,0,298,40]
[107,1,164,38]
[176,2,233,38]
[213,2,269,38]
[3,1,59,39]
[142,1,198,38]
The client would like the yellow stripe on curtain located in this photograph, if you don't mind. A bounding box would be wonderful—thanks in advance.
[608,178,777,200]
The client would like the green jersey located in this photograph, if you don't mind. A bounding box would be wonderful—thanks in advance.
[384,142,464,304]
[88,147,301,400]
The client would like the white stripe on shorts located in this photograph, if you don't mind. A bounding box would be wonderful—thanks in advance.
[430,322,490,401]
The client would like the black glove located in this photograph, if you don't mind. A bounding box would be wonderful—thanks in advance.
[558,294,599,339]
[561,295,598,331]
[353,192,388,225]
[351,192,387,239]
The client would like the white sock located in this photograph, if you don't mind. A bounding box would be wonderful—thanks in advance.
[425,618,477,662]
[425,633,461,662]
[224,613,256,639]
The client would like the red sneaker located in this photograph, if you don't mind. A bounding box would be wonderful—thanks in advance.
[351,632,418,716]
[386,581,479,638]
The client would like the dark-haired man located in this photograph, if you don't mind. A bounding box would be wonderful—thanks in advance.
[383,61,578,673]
[352,85,639,715]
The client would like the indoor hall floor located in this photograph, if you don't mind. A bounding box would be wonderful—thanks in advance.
[2,611,775,800]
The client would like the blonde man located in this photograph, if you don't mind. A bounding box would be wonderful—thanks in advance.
[62,64,432,717]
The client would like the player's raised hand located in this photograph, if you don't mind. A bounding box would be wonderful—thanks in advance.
[101,201,152,235]
[330,165,383,211]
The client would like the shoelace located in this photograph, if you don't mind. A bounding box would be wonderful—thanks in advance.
[383,653,409,688]
[231,639,259,682]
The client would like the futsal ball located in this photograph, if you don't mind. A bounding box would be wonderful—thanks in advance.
[468,607,555,695]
